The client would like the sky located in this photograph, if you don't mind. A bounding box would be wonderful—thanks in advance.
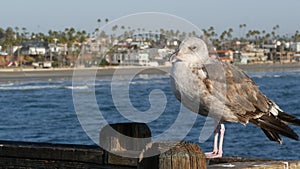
[1,0,300,36]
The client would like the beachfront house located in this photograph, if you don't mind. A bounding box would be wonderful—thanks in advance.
[48,43,67,55]
[291,42,300,52]
[19,41,48,56]
[0,45,8,56]
[215,50,234,63]
[165,38,180,48]
[273,52,295,63]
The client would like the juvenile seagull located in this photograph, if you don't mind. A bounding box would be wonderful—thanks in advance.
[170,37,300,158]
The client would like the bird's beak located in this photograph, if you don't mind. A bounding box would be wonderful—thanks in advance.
[171,54,185,63]
[169,49,183,63]
[169,49,179,61]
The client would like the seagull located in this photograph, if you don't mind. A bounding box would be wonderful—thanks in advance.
[170,37,300,158]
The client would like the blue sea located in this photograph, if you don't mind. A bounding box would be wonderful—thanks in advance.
[0,69,300,160]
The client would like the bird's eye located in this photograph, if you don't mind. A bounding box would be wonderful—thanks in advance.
[189,46,197,51]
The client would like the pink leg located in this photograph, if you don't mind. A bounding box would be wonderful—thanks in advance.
[215,123,225,158]
[206,123,225,158]
[205,121,219,157]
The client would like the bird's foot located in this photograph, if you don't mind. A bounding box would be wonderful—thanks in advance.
[205,151,216,156]
[205,151,222,158]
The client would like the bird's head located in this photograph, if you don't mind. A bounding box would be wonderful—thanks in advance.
[171,37,211,64]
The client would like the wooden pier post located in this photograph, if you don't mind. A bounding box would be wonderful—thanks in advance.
[138,141,207,169]
[99,123,152,166]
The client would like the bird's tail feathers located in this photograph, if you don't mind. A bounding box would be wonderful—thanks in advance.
[277,111,300,126]
[261,129,282,144]
[250,115,299,144]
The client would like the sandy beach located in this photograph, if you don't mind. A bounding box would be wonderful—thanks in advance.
[0,63,299,81]
[0,66,171,83]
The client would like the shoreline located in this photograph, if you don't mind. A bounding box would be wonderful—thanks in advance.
[0,63,299,80]
[236,62,300,72]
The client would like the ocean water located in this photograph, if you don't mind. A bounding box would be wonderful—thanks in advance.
[0,70,300,160]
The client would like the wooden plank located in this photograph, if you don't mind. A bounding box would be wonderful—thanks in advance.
[0,139,299,168]
[208,161,285,169]
[207,156,271,165]
[0,156,103,169]
[107,151,139,167]
[208,156,300,169]
[0,140,103,164]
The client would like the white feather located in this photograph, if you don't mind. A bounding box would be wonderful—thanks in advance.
[270,106,279,116]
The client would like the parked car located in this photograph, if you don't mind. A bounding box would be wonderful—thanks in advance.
[32,61,52,68]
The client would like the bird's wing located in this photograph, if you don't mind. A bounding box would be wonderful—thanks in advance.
[184,60,300,143]
[203,62,300,143]
[202,62,270,124]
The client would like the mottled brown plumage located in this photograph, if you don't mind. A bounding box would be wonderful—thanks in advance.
[170,37,300,157]
[219,62,299,142]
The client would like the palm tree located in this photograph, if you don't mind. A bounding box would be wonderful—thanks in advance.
[246,30,253,41]
[97,19,101,26]
[47,30,55,43]
[64,28,69,34]
[159,28,165,35]
[14,26,23,45]
[208,26,215,39]
[202,29,210,38]
[175,30,180,37]
[293,30,300,42]
[21,27,28,40]
[179,32,187,41]
[4,27,15,55]
[96,19,102,35]
[211,31,218,40]
[99,30,107,39]
[0,27,4,38]
[112,25,118,32]
[272,25,280,39]
[111,25,118,39]
[265,33,271,43]
[202,26,218,42]
[94,28,99,35]
[239,24,247,40]
[227,28,233,40]
[14,27,19,35]
[253,30,260,47]
[271,31,276,39]
[208,26,214,32]
[170,29,175,37]
[77,30,87,43]
[239,24,243,38]
[220,31,227,41]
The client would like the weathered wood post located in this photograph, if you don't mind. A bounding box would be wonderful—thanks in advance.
[138,141,207,169]
[100,123,206,168]
[99,123,151,166]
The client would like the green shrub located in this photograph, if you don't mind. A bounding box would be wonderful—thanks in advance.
[99,59,109,66]
[52,61,59,67]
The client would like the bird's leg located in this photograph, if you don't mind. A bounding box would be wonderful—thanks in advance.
[205,121,219,157]
[206,123,225,158]
[216,123,225,158]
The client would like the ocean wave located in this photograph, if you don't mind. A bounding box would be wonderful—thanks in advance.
[249,71,300,79]
[130,79,168,85]
[0,83,15,87]
[64,85,89,90]
[0,85,61,90]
